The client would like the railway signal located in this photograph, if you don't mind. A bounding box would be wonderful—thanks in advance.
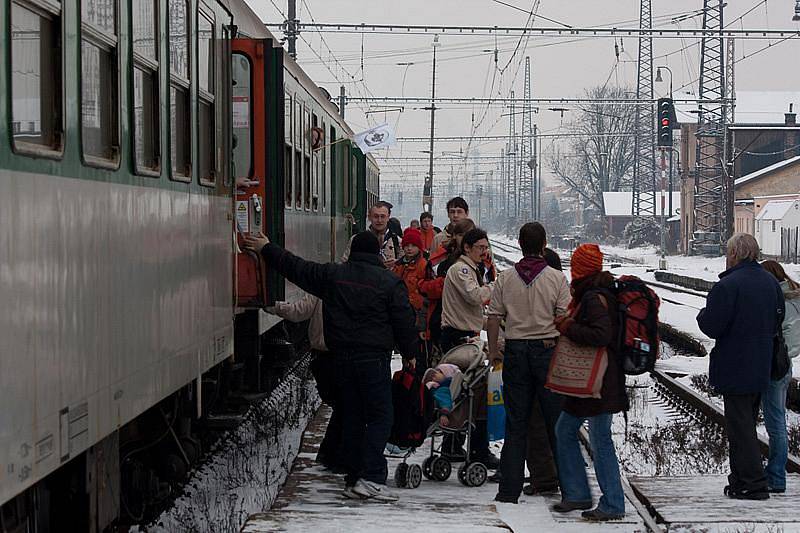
[657,97,675,147]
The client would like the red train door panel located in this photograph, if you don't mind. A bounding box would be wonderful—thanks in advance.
[232,39,270,308]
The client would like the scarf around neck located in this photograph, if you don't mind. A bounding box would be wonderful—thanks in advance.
[515,256,548,286]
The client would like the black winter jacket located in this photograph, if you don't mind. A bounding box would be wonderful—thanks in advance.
[260,243,420,360]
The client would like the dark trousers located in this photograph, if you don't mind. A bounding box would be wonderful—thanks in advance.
[723,393,768,492]
[310,351,343,466]
[336,353,393,486]
[499,339,563,500]
[440,327,476,354]
[526,398,559,489]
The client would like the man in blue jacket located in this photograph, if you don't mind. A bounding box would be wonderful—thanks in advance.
[244,231,419,503]
[697,233,784,500]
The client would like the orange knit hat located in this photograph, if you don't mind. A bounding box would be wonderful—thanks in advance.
[571,243,603,281]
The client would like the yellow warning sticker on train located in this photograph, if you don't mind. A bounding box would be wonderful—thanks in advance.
[236,201,249,233]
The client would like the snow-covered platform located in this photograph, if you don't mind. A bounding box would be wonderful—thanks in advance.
[629,474,800,532]
[242,407,644,532]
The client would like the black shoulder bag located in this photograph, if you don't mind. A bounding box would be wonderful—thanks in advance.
[772,305,790,380]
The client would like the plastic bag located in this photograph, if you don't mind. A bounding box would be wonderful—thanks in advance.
[487,364,505,441]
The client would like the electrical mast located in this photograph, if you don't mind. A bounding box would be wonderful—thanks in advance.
[632,0,656,219]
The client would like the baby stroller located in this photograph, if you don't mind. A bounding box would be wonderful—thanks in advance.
[421,340,492,488]
[386,362,431,489]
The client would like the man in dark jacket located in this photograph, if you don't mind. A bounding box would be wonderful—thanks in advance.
[697,233,784,500]
[244,231,419,503]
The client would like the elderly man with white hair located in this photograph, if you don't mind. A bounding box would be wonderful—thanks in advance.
[697,233,785,500]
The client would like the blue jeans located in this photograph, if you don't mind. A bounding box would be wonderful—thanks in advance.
[335,353,393,486]
[761,361,792,491]
[555,411,625,516]
[498,339,562,500]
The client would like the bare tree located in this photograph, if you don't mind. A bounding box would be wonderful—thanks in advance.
[549,85,638,211]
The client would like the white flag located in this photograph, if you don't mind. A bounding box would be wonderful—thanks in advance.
[353,123,396,154]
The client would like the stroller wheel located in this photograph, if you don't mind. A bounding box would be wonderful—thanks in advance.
[422,457,435,480]
[431,457,452,482]
[406,464,423,488]
[394,463,409,488]
[465,462,488,487]
[457,464,468,486]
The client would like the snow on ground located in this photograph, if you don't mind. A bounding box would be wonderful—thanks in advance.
[243,403,644,533]
[135,359,320,533]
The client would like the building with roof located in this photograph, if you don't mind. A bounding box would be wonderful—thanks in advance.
[602,191,680,242]
[755,199,800,257]
[677,94,800,253]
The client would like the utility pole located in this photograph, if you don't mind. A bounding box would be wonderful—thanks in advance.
[423,35,439,213]
[632,0,656,219]
[338,86,346,119]
[692,0,727,254]
[509,90,517,221]
[520,56,534,222]
[286,0,298,59]
[533,123,539,220]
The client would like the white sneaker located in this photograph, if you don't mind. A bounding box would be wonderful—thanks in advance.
[343,485,365,500]
[352,478,399,502]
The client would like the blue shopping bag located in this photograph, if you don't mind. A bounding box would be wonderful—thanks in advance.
[487,364,505,441]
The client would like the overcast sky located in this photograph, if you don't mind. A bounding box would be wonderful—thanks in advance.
[244,0,800,199]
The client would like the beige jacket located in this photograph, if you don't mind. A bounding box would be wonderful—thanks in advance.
[487,266,571,340]
[342,227,404,263]
[274,294,327,351]
[442,255,493,333]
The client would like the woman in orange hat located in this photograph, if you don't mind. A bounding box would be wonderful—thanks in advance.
[550,244,629,522]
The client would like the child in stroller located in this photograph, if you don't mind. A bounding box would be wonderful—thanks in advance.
[390,340,492,489]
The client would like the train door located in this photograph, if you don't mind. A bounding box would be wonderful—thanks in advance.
[230,38,284,307]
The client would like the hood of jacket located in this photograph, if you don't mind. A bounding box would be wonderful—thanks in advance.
[780,280,800,300]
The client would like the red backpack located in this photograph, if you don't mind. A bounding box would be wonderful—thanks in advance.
[613,276,661,375]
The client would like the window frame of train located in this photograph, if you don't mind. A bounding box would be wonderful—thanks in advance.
[168,0,192,182]
[294,96,302,210]
[79,0,121,169]
[303,104,311,211]
[131,0,160,176]
[9,0,65,158]
[231,52,253,184]
[197,7,215,186]
[283,90,292,208]
[311,112,319,212]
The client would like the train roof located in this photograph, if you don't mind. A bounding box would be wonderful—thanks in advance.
[225,0,353,136]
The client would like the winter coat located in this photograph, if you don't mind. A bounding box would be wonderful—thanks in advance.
[259,243,419,360]
[697,260,784,395]
[442,255,492,334]
[393,253,429,334]
[274,294,326,351]
[420,226,438,254]
[780,281,800,359]
[431,224,453,253]
[560,273,628,418]
[342,226,404,263]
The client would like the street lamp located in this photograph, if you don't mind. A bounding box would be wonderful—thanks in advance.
[794,0,800,21]
[655,66,673,98]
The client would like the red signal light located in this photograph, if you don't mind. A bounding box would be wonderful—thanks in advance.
[661,118,670,126]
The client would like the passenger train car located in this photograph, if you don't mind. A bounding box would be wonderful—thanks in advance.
[0,0,377,530]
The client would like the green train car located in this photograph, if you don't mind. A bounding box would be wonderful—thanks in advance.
[0,0,378,529]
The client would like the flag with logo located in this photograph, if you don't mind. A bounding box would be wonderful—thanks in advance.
[487,364,505,441]
[353,123,396,154]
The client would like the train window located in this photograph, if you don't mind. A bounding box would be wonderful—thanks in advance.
[303,106,311,210]
[169,0,191,181]
[132,0,159,173]
[284,92,292,145]
[294,98,302,209]
[351,154,358,208]
[81,0,119,164]
[341,140,349,209]
[311,113,319,212]
[283,91,292,207]
[198,14,215,185]
[10,1,63,154]
[232,54,252,181]
[321,119,327,212]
